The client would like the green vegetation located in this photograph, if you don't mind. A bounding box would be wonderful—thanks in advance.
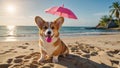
[97,15,110,28]
[97,1,120,28]
[109,2,120,19]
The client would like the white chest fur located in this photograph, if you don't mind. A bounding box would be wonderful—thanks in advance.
[39,37,58,56]
[41,42,58,56]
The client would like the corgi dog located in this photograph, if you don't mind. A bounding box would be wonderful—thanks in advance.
[35,16,69,63]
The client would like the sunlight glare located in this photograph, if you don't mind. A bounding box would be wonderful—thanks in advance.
[7,25,15,35]
[5,25,16,41]
[6,5,16,13]
[7,25,15,30]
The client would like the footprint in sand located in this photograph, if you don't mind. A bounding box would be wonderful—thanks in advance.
[18,46,28,49]
[6,52,41,68]
[14,58,23,63]
[7,58,13,64]
[25,43,29,45]
[0,48,14,55]
[30,48,34,51]
[15,55,26,58]
[0,51,11,54]
[107,49,120,55]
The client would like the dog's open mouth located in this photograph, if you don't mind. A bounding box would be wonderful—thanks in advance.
[45,35,52,43]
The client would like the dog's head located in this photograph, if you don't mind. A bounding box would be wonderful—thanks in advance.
[35,16,64,43]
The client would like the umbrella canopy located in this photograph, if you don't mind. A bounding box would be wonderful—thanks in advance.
[45,4,78,19]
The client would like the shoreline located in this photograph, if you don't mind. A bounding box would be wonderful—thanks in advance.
[0,33,120,42]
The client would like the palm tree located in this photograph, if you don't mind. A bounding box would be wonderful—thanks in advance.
[109,1,120,26]
[101,15,110,22]
[98,15,110,28]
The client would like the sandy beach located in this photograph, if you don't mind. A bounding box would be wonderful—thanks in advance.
[0,34,120,68]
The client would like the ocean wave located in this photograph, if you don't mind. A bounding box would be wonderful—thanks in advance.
[60,32,120,37]
[0,32,120,38]
[0,34,38,37]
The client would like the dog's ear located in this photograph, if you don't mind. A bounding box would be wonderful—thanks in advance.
[35,16,45,29]
[54,17,64,30]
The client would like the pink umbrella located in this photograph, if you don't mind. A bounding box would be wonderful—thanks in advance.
[45,4,78,19]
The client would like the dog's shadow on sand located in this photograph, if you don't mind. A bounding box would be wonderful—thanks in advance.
[57,54,111,68]
[0,52,112,68]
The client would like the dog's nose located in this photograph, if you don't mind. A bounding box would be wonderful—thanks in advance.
[47,31,51,34]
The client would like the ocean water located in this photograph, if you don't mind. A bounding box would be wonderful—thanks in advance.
[0,26,120,41]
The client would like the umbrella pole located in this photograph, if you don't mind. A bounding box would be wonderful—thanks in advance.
[60,12,62,17]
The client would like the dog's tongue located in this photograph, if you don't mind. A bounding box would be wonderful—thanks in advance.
[46,36,52,43]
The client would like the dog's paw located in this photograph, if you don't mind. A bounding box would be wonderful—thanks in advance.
[52,56,58,63]
[52,58,58,63]
[37,58,44,63]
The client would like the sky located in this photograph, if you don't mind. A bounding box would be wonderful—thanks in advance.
[0,0,118,26]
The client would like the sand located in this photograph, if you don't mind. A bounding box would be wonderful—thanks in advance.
[0,34,120,68]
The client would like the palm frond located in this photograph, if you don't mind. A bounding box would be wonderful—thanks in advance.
[110,9,115,16]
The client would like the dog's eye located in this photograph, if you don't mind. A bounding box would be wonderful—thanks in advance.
[51,26,54,29]
[43,26,48,29]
